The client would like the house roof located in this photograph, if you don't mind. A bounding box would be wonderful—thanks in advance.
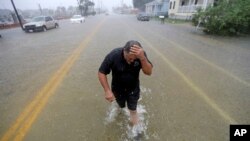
[145,0,169,6]
[146,0,162,6]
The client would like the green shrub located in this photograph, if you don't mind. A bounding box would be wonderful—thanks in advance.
[192,0,250,35]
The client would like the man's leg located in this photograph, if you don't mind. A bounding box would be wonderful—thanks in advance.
[129,110,139,126]
[112,90,126,109]
[127,91,140,126]
[105,90,125,123]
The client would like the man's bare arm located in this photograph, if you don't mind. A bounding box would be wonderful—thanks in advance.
[98,72,115,102]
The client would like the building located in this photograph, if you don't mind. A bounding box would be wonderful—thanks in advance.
[0,9,13,23]
[145,0,170,17]
[168,0,216,20]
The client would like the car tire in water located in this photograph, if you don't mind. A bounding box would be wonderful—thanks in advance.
[55,23,59,28]
[43,26,47,32]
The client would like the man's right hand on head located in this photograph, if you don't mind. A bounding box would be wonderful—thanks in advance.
[105,90,115,102]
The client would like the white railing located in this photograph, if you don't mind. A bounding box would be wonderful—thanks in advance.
[178,4,203,13]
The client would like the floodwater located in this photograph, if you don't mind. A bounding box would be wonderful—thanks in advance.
[0,14,250,141]
[104,99,149,140]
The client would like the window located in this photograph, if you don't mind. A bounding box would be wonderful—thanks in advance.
[173,1,175,9]
[170,2,172,9]
[181,1,185,6]
[48,17,53,21]
[45,17,50,21]
[195,0,198,5]
[158,5,162,10]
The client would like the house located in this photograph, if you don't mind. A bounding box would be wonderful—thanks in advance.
[168,0,216,20]
[0,9,14,24]
[145,0,170,17]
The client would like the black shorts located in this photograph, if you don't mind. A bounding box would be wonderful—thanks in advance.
[112,88,140,111]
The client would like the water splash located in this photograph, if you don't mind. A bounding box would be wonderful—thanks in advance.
[126,105,149,141]
[104,86,152,140]
[104,101,121,124]
[104,102,149,140]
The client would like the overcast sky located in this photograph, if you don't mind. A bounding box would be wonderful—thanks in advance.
[0,0,133,11]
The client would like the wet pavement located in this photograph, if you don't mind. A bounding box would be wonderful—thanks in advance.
[0,14,250,141]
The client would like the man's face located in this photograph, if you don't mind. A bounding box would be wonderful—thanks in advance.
[124,51,137,64]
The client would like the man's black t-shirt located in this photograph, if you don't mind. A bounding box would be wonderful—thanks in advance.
[99,47,151,92]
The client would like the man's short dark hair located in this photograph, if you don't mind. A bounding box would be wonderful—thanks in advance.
[123,40,142,53]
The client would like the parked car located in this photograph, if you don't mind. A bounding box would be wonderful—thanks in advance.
[70,15,85,23]
[23,16,59,32]
[137,13,150,21]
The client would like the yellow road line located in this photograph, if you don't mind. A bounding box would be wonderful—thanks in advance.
[0,19,105,141]
[168,39,250,87]
[146,28,250,87]
[124,24,237,124]
[141,33,237,124]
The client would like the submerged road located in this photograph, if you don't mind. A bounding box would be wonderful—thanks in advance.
[0,14,249,141]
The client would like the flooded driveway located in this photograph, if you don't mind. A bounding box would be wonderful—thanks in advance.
[0,14,250,141]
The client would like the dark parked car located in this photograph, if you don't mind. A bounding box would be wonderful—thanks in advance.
[137,13,150,21]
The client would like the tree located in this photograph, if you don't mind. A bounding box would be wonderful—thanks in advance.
[55,6,67,18]
[192,0,250,35]
[77,0,95,16]
[68,6,77,16]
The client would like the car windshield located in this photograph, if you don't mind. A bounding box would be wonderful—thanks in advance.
[72,15,81,19]
[31,17,45,22]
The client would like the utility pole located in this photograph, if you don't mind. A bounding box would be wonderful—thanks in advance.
[38,3,43,15]
[10,0,24,30]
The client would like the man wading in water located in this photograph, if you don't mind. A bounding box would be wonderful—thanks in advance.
[98,40,153,127]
